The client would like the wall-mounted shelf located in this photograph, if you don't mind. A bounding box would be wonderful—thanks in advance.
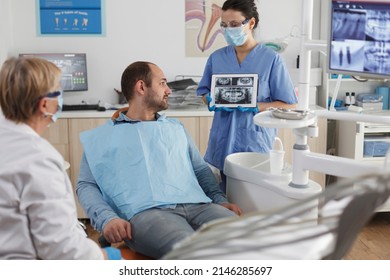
[318,71,389,109]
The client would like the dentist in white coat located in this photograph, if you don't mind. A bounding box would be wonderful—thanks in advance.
[0,57,120,259]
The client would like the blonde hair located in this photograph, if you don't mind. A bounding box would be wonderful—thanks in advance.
[0,57,61,123]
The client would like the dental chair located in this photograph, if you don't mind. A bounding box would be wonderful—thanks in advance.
[162,171,390,260]
[97,236,153,260]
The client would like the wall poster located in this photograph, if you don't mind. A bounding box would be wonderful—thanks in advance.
[185,0,227,57]
[38,0,104,35]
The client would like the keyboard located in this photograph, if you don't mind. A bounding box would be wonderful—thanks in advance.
[62,104,99,111]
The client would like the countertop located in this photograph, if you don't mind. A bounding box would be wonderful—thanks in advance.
[59,105,214,119]
[59,105,327,119]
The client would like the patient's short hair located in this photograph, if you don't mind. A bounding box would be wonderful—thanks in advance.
[121,61,156,102]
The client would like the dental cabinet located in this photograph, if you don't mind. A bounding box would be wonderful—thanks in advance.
[42,110,327,219]
[336,118,390,211]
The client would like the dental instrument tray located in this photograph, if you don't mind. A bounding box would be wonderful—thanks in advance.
[269,108,310,120]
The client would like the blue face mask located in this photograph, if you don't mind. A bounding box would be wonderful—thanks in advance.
[223,26,248,46]
[44,90,63,123]
[52,93,63,122]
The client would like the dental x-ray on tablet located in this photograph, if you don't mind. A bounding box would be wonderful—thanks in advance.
[209,74,258,108]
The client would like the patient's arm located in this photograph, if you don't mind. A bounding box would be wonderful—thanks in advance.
[76,153,120,232]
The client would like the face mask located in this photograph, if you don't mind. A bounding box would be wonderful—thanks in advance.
[223,26,248,47]
[44,91,63,123]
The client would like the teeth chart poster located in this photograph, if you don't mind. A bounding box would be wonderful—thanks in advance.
[38,0,103,35]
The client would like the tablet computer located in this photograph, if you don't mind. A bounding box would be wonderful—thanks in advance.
[209,74,258,108]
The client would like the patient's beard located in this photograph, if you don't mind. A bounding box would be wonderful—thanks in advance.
[145,92,168,112]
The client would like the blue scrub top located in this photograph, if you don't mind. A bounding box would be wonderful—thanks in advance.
[197,44,297,170]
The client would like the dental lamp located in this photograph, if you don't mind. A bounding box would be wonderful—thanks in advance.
[261,25,300,53]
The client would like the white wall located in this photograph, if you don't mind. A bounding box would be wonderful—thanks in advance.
[258,0,321,68]
[0,0,13,65]
[5,0,321,105]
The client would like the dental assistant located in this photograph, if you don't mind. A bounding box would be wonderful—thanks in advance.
[197,0,298,192]
[0,57,119,260]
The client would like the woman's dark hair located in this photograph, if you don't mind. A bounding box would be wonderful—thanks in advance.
[222,0,259,29]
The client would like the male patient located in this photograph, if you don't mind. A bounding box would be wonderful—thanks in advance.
[76,61,241,259]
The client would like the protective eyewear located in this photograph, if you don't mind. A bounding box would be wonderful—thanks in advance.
[220,18,250,30]
[34,90,62,108]
[45,90,62,98]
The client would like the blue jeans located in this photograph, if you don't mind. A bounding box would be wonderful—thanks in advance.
[220,171,227,193]
[124,203,236,259]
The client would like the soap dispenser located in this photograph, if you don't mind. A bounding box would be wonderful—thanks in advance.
[269,137,285,175]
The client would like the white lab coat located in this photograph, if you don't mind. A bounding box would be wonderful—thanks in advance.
[0,116,103,259]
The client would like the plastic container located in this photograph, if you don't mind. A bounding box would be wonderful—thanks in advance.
[363,137,390,157]
[269,137,285,175]
[375,86,389,110]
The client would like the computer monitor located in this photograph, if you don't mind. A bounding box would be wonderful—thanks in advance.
[19,53,88,91]
[327,0,390,79]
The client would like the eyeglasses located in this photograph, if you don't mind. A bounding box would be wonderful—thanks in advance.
[220,18,250,30]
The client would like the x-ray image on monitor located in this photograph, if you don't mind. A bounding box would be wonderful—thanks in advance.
[330,40,365,72]
[365,10,390,41]
[364,41,390,74]
[210,74,258,108]
[19,53,88,92]
[327,0,390,79]
[332,9,366,40]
